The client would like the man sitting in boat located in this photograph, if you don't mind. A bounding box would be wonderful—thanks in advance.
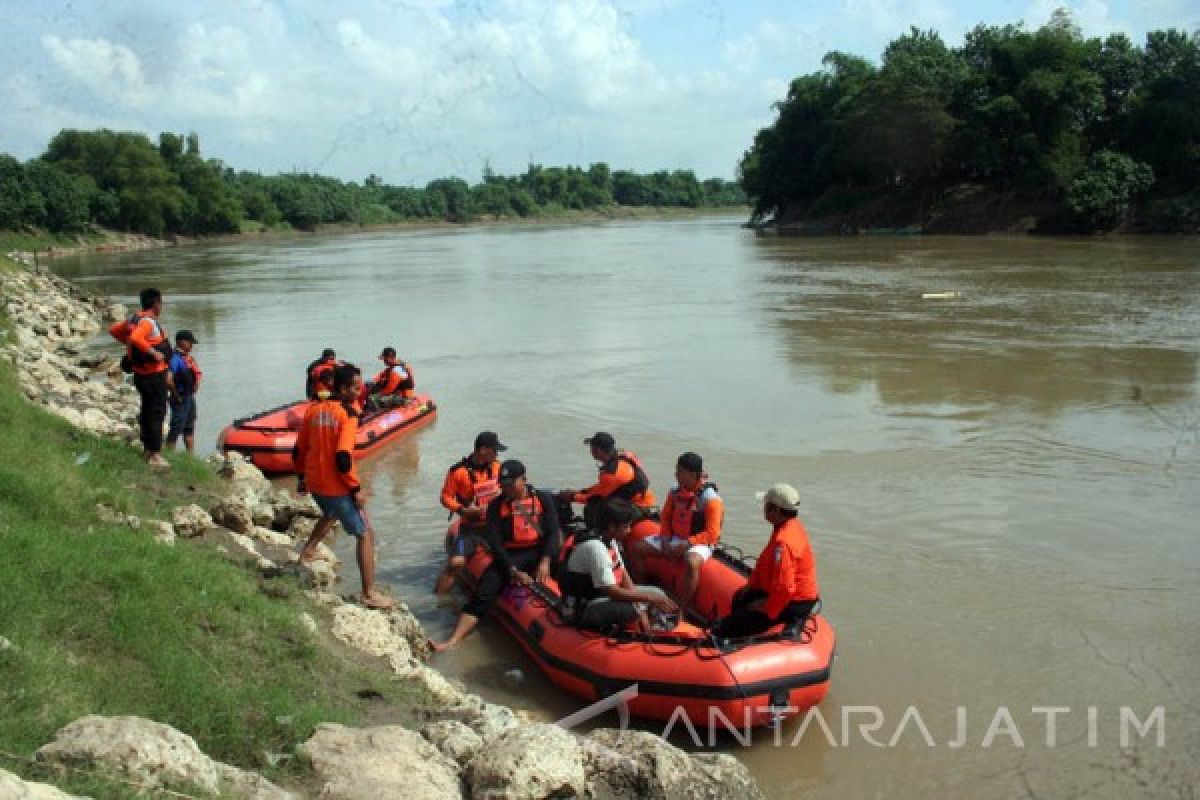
[558,432,657,517]
[431,459,561,652]
[712,483,819,638]
[434,431,507,595]
[561,498,678,633]
[305,348,340,400]
[626,452,723,607]
[365,346,415,411]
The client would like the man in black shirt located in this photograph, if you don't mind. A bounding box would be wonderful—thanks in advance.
[431,459,560,652]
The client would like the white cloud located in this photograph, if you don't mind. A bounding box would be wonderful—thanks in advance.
[41,34,153,107]
[13,1,814,180]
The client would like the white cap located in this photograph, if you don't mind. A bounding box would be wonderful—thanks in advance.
[755,483,800,512]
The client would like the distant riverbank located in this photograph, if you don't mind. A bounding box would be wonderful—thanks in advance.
[3,204,750,262]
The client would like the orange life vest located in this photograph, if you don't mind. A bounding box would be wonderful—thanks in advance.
[605,450,650,503]
[110,311,169,374]
[667,482,720,539]
[498,492,545,548]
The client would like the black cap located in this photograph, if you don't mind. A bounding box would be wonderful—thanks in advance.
[176,329,197,344]
[584,432,616,452]
[379,346,397,360]
[474,431,507,452]
[677,451,703,473]
[498,459,525,484]
[321,348,336,359]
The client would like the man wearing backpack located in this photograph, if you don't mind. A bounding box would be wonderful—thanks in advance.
[109,288,172,468]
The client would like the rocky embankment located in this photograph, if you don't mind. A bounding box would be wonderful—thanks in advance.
[0,254,765,799]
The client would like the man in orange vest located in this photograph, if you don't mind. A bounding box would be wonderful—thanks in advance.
[627,451,723,606]
[109,287,172,468]
[294,364,395,610]
[305,348,339,400]
[434,431,506,595]
[712,483,820,638]
[365,346,415,410]
[558,432,657,510]
[432,459,561,651]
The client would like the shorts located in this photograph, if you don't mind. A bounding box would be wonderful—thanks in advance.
[312,493,368,538]
[167,395,197,440]
[444,528,483,559]
[641,534,712,561]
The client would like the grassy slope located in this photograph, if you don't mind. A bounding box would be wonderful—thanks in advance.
[0,265,414,796]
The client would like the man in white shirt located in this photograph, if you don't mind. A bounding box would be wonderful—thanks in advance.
[561,498,678,632]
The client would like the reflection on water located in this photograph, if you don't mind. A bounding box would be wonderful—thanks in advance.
[52,222,1200,799]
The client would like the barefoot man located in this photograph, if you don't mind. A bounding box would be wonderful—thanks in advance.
[294,364,395,610]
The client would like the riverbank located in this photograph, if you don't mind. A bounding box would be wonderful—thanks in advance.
[4,205,750,263]
[0,253,764,798]
[760,183,1199,235]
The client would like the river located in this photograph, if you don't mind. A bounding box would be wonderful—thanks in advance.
[53,218,1200,799]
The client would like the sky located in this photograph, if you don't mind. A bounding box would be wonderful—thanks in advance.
[1,0,1195,184]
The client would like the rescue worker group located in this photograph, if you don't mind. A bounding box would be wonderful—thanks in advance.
[112,287,821,641]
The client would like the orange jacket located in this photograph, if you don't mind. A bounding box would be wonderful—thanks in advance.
[572,451,656,508]
[293,400,361,497]
[747,517,819,618]
[371,363,413,397]
[109,311,168,375]
[440,457,502,519]
[659,484,724,547]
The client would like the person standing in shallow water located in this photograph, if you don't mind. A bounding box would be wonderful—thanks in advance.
[166,330,201,454]
[109,287,172,469]
[294,364,395,610]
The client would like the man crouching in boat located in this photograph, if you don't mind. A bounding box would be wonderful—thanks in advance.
[712,483,819,639]
[561,498,679,633]
[364,346,415,411]
[432,459,561,651]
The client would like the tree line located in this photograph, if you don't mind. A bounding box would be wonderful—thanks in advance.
[738,13,1200,232]
[0,130,746,238]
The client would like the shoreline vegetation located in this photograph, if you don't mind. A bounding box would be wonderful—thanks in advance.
[0,253,765,798]
[2,205,750,263]
[0,128,748,253]
[740,14,1200,235]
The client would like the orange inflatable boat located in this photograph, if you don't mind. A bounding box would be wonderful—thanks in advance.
[219,394,436,474]
[458,518,835,727]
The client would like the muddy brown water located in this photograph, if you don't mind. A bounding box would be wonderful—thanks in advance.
[54,220,1199,798]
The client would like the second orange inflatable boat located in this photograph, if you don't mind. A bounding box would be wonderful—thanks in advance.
[457,518,835,727]
[219,394,436,474]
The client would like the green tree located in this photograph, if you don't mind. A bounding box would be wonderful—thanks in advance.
[0,155,42,229]
[1066,149,1153,230]
[23,160,92,232]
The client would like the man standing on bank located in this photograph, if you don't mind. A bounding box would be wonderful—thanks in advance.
[711,483,819,639]
[109,287,172,468]
[294,364,395,610]
[432,459,561,651]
